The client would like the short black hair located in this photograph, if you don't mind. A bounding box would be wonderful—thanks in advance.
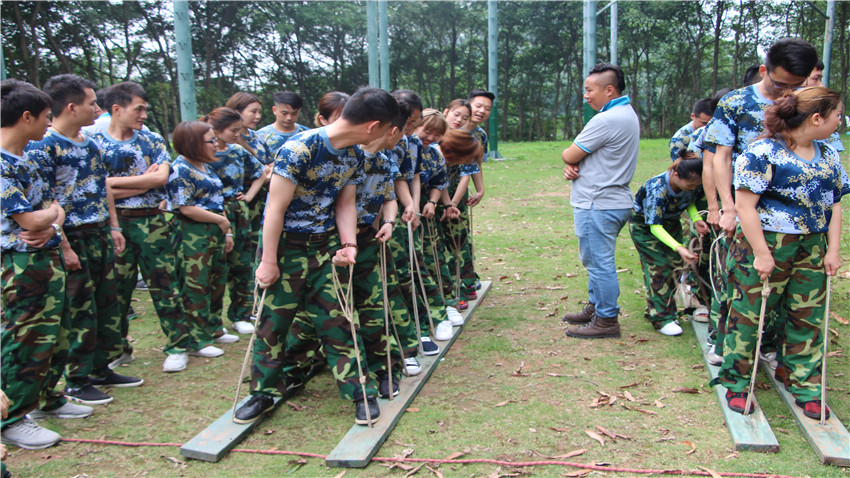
[710,88,733,111]
[588,63,626,95]
[392,89,423,113]
[813,59,824,71]
[742,65,761,86]
[42,74,97,117]
[391,98,412,130]
[273,91,303,110]
[692,98,712,117]
[467,89,495,103]
[341,87,399,126]
[764,38,817,78]
[1,79,52,128]
[104,81,148,112]
[95,89,109,110]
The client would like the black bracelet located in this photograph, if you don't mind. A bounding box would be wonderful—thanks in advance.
[382,219,395,227]
[427,199,437,206]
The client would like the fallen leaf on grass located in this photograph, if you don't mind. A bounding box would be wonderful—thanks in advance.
[756,381,771,390]
[444,451,466,460]
[263,429,275,435]
[426,465,444,478]
[672,387,700,394]
[622,404,657,416]
[691,364,705,370]
[286,401,305,411]
[832,311,848,325]
[549,427,570,433]
[724,452,739,460]
[498,276,509,281]
[654,397,666,408]
[333,471,347,478]
[163,456,187,468]
[697,466,723,478]
[563,470,593,477]
[619,382,640,389]
[544,286,566,290]
[584,429,605,447]
[405,463,425,477]
[683,440,696,455]
[407,407,420,413]
[594,425,630,441]
[623,391,636,402]
[494,400,515,407]
[550,449,586,459]
[394,439,414,447]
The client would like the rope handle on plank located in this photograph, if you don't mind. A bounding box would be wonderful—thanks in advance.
[745,279,771,416]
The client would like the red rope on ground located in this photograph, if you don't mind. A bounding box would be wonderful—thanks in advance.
[59,438,802,478]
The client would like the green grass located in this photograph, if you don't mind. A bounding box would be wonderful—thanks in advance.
[6,138,849,477]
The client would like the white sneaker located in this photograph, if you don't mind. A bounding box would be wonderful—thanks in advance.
[707,344,723,366]
[1,418,61,450]
[28,402,93,420]
[760,351,778,371]
[692,306,709,323]
[404,357,422,376]
[658,321,683,336]
[434,320,454,341]
[108,351,135,370]
[214,333,240,344]
[233,320,255,334]
[445,306,464,326]
[191,345,224,358]
[163,352,189,372]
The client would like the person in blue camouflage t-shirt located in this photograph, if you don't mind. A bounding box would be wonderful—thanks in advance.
[256,91,310,157]
[669,98,713,161]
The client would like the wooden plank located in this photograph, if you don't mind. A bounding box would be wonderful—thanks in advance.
[760,356,850,466]
[180,395,283,462]
[325,280,492,468]
[691,321,780,452]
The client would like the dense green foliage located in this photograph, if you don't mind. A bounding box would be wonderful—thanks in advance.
[2,1,847,141]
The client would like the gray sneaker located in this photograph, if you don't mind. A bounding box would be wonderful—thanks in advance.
[1,418,61,449]
[28,402,93,420]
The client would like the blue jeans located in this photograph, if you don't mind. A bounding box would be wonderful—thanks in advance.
[573,206,631,318]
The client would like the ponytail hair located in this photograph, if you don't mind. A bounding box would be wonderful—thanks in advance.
[314,91,349,127]
[669,150,703,180]
[439,129,483,166]
[417,108,448,136]
[763,86,841,149]
[202,107,256,156]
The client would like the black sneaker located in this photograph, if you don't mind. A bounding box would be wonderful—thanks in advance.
[354,396,380,425]
[89,371,144,388]
[64,384,113,405]
[420,337,439,356]
[377,373,399,399]
[127,306,138,320]
[233,394,275,424]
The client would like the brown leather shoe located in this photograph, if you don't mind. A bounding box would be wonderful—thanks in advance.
[561,303,595,324]
[565,313,620,339]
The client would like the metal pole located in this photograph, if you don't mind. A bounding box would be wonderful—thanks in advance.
[487,0,501,159]
[379,0,390,91]
[582,0,597,124]
[0,43,6,81]
[610,1,618,66]
[173,0,197,121]
[367,1,378,88]
[822,0,835,87]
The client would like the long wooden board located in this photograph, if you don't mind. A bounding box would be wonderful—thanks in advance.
[759,356,850,466]
[325,280,492,468]
[691,321,780,452]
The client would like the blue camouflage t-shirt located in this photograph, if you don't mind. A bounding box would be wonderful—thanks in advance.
[257,123,309,158]
[446,155,480,194]
[471,125,489,157]
[703,85,772,161]
[273,127,365,234]
[95,130,170,208]
[1,149,61,251]
[686,126,717,158]
[387,136,416,185]
[816,131,845,153]
[208,144,264,198]
[633,171,703,225]
[356,150,400,226]
[167,156,225,213]
[242,129,272,165]
[669,122,695,161]
[734,138,850,234]
[418,143,449,195]
[25,130,109,227]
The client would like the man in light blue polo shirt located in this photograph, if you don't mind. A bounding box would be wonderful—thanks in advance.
[560,63,640,339]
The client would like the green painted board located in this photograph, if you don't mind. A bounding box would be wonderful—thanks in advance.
[691,321,780,452]
[180,395,283,462]
[325,280,492,468]
[759,356,850,466]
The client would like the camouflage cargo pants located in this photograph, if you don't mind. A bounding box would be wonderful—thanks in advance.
[443,193,478,297]
[629,217,684,328]
[422,216,454,302]
[174,218,227,350]
[713,229,827,402]
[1,248,68,427]
[224,198,254,323]
[115,212,189,354]
[63,223,122,387]
[251,232,377,400]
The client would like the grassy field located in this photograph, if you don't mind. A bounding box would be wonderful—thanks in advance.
[5,138,849,477]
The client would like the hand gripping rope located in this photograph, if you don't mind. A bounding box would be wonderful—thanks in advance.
[408,220,436,339]
[232,282,268,422]
[820,275,832,425]
[331,263,374,427]
[745,280,771,415]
